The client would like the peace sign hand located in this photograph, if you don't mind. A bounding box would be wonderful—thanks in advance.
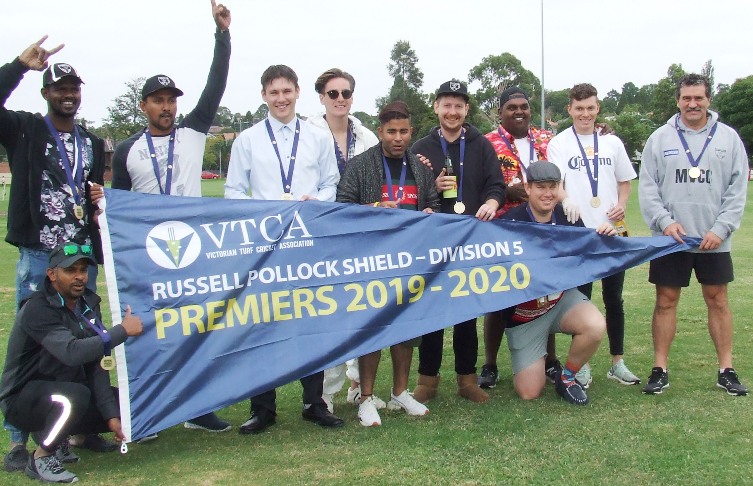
[19,35,64,71]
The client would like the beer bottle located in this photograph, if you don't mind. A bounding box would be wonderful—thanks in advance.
[443,156,457,199]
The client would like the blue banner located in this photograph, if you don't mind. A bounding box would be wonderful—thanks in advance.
[98,188,694,441]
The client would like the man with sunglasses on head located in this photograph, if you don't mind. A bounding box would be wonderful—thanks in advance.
[0,37,108,471]
[225,64,342,434]
[0,242,143,483]
[112,0,231,198]
[410,80,504,404]
[307,68,379,413]
[110,1,232,436]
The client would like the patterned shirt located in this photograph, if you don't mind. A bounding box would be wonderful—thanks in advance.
[485,125,553,214]
[38,131,94,250]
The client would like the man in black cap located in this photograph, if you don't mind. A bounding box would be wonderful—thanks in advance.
[112,0,231,198]
[0,36,107,471]
[410,80,504,404]
[110,0,232,435]
[0,242,143,483]
[500,161,612,405]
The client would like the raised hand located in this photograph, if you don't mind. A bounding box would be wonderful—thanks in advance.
[211,0,231,31]
[19,35,64,71]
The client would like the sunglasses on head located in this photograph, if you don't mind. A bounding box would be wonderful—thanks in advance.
[62,244,93,256]
[325,89,353,100]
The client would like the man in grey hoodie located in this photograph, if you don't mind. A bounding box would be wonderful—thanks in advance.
[639,73,748,396]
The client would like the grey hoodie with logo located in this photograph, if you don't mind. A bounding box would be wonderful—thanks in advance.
[639,110,748,253]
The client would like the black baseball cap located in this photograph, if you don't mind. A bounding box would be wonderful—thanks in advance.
[42,63,84,87]
[526,160,561,183]
[141,74,184,100]
[436,80,469,102]
[499,87,529,107]
[49,242,96,269]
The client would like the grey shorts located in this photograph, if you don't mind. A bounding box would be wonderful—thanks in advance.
[506,289,589,374]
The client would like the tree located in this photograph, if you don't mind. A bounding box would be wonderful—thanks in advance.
[468,53,541,127]
[103,77,147,143]
[611,105,655,161]
[701,59,715,94]
[650,64,685,126]
[716,75,753,160]
[615,82,639,114]
[212,106,234,127]
[387,40,423,91]
[353,111,378,134]
[601,89,620,114]
[203,133,234,173]
[545,88,571,122]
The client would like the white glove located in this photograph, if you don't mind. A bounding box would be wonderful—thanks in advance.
[562,198,580,224]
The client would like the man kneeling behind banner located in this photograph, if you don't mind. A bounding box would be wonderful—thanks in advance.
[97,188,694,441]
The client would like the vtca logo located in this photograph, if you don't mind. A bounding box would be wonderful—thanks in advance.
[146,221,201,269]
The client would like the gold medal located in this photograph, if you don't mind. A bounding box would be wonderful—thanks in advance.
[74,204,84,220]
[101,356,115,371]
[281,193,294,201]
[688,167,701,179]
[590,197,601,208]
[454,202,466,214]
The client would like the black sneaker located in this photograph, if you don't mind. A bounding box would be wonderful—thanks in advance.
[184,412,232,432]
[3,444,29,472]
[555,378,589,405]
[545,359,563,384]
[55,439,80,464]
[73,434,117,453]
[478,365,499,389]
[642,367,669,395]
[25,454,78,483]
[717,368,748,396]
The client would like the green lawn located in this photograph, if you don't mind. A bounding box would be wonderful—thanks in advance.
[0,180,751,485]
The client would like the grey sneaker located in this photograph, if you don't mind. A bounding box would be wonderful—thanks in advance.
[3,444,29,472]
[26,454,78,483]
[575,362,592,389]
[55,439,80,464]
[607,359,641,385]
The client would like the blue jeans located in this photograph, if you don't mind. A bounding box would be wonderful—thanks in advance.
[9,246,98,444]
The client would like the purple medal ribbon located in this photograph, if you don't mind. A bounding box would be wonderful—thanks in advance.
[498,127,535,182]
[266,119,301,196]
[525,203,556,225]
[144,128,176,195]
[381,154,408,204]
[571,126,600,199]
[77,303,112,357]
[330,117,354,175]
[44,116,85,207]
[439,128,466,203]
[674,114,718,173]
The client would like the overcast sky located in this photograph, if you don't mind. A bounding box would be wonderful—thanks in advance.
[2,0,751,127]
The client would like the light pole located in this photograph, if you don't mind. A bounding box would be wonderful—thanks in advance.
[540,0,546,130]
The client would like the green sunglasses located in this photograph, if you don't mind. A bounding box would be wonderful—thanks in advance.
[62,243,93,256]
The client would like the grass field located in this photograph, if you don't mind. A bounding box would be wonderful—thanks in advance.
[0,179,751,485]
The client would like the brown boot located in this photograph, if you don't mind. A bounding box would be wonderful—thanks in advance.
[412,374,440,403]
[457,374,490,403]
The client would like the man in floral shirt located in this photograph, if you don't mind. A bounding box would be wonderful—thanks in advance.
[480,87,559,389]
[0,37,107,471]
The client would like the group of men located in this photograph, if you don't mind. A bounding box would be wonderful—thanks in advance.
[0,0,749,481]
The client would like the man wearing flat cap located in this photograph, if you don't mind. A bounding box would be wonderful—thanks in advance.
[410,80,504,404]
[0,242,143,483]
[112,0,231,198]
[499,161,613,406]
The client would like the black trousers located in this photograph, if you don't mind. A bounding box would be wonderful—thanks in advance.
[250,370,325,416]
[417,318,478,376]
[5,381,116,453]
[578,270,626,356]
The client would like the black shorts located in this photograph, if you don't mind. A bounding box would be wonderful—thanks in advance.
[649,251,733,287]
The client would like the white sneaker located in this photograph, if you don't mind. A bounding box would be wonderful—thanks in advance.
[387,389,429,416]
[358,397,381,427]
[346,386,386,409]
[322,393,334,414]
[575,363,593,389]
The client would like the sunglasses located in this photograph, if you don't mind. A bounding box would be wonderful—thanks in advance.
[325,89,353,100]
[62,244,93,256]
